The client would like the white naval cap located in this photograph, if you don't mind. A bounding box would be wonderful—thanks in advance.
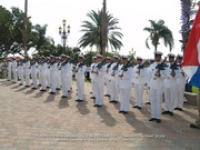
[136,56,143,60]
[113,55,120,59]
[168,53,175,57]
[121,55,128,60]
[96,54,103,58]
[78,54,84,59]
[61,54,70,58]
[154,51,163,56]
[177,54,183,58]
[92,56,97,59]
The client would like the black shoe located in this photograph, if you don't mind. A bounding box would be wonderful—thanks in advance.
[7,80,10,81]
[40,89,46,92]
[109,100,115,103]
[119,110,124,113]
[149,118,156,121]
[174,107,179,110]
[31,87,37,90]
[61,96,67,98]
[104,94,110,97]
[90,97,95,99]
[68,90,70,93]
[137,107,142,110]
[56,88,61,90]
[19,83,23,86]
[156,119,161,123]
[178,108,183,111]
[49,92,55,95]
[169,112,174,116]
[25,85,30,87]
[146,102,151,105]
[123,111,128,114]
[162,111,170,114]
[46,86,50,89]
[113,101,118,104]
[133,106,138,108]
[190,124,200,129]
[93,104,99,107]
[97,105,102,108]
[38,84,41,86]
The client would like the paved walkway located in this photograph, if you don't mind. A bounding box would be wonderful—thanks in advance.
[0,79,199,150]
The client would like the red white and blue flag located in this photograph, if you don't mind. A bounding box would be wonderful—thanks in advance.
[182,7,200,88]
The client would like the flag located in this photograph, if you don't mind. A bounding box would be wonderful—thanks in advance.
[182,7,200,88]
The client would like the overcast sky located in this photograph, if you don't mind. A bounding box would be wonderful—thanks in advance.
[1,0,182,58]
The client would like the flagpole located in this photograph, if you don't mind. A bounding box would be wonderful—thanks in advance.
[190,89,200,129]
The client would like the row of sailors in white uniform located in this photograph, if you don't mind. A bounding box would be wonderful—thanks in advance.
[92,52,186,123]
[6,52,186,123]
[7,54,74,98]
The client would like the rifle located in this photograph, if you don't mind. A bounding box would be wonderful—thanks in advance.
[119,56,134,77]
[74,57,89,72]
[96,57,107,69]
[170,58,180,77]
[111,59,121,76]
[155,57,168,77]
[121,56,134,71]
[106,61,113,72]
[137,59,149,73]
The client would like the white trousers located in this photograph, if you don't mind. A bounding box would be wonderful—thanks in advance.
[12,69,18,82]
[41,71,47,90]
[164,87,176,111]
[24,69,30,86]
[110,79,119,101]
[119,88,131,111]
[50,71,57,92]
[105,78,111,95]
[91,80,96,97]
[31,69,38,88]
[77,78,85,100]
[46,70,50,87]
[57,71,61,88]
[134,82,145,107]
[8,70,12,80]
[18,69,24,84]
[175,85,185,108]
[150,88,163,119]
[61,73,69,96]
[94,80,104,105]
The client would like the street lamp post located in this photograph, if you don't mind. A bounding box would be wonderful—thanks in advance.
[129,48,136,58]
[58,19,70,52]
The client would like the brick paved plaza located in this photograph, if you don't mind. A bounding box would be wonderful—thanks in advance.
[0,79,200,150]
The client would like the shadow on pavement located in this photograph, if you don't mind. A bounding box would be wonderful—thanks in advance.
[15,86,27,92]
[24,88,35,94]
[44,94,55,103]
[97,105,117,127]
[59,98,69,109]
[76,100,90,115]
[33,90,46,98]
[10,84,21,89]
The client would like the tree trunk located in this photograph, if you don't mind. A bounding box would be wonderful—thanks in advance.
[100,0,108,55]
[22,0,29,57]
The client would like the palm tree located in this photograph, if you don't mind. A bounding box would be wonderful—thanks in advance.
[180,0,200,54]
[101,0,107,55]
[30,24,54,55]
[143,19,174,52]
[78,10,123,55]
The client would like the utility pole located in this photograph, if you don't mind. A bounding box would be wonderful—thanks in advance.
[101,0,108,55]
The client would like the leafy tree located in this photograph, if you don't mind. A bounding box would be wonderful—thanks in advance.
[78,10,123,55]
[143,20,174,52]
